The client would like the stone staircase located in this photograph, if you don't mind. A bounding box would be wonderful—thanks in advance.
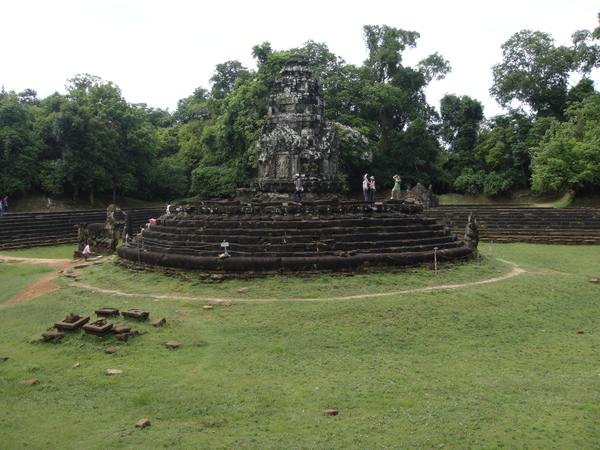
[423,205,600,245]
[0,208,164,250]
[119,200,474,273]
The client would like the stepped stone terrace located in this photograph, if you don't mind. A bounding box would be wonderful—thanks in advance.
[117,199,476,276]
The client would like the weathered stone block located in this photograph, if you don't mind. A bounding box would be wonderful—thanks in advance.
[122,309,150,320]
[42,331,65,341]
[112,326,131,334]
[83,318,113,337]
[151,317,166,327]
[54,314,90,331]
[95,308,120,317]
[135,418,151,428]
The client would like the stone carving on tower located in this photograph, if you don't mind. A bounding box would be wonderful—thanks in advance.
[252,55,342,198]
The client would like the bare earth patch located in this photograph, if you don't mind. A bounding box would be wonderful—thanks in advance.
[0,256,82,308]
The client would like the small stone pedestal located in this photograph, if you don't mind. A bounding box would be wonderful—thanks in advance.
[83,318,113,337]
[54,314,90,331]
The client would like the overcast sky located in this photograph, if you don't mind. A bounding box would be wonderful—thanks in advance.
[2,0,599,118]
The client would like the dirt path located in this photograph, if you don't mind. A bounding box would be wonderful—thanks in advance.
[0,255,84,308]
[67,263,528,302]
[1,254,535,306]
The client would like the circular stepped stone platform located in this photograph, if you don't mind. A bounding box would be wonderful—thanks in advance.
[118,200,476,275]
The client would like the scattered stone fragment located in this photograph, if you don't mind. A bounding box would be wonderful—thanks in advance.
[106,369,123,375]
[42,331,65,341]
[128,330,141,337]
[135,418,151,428]
[203,305,213,310]
[165,341,181,348]
[577,330,584,334]
[113,326,131,334]
[237,287,248,293]
[0,356,8,362]
[74,264,88,269]
[590,278,598,283]
[122,309,150,320]
[151,317,166,327]
[95,308,120,317]
[323,409,338,416]
[73,363,80,368]
[105,346,119,354]
[116,333,129,342]
[20,379,39,386]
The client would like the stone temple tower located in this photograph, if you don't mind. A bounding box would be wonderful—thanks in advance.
[252,55,343,197]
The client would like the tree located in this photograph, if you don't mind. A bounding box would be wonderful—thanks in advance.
[490,28,600,119]
[531,94,600,193]
[363,25,419,83]
[210,60,249,99]
[0,92,41,195]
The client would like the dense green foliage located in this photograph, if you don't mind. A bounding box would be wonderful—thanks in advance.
[1,19,599,202]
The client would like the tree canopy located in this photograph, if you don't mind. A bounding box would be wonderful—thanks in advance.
[1,18,599,203]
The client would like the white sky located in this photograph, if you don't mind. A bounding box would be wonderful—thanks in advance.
[2,0,599,118]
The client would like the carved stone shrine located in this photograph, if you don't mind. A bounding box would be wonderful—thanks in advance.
[117,56,478,275]
[251,55,342,200]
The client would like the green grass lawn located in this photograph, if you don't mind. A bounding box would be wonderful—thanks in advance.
[0,243,598,448]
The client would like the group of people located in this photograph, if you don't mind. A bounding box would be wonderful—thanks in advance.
[0,196,8,216]
[363,174,402,202]
[292,173,402,203]
[362,174,376,201]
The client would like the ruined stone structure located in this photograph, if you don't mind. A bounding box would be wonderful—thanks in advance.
[250,55,342,200]
[405,183,439,210]
[75,204,124,255]
[117,200,476,276]
[117,57,477,275]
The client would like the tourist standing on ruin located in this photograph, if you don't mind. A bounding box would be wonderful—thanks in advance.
[369,176,377,202]
[1,196,8,213]
[293,173,303,204]
[391,174,402,199]
[363,174,370,201]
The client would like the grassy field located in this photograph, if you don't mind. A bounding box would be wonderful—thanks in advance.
[0,243,598,448]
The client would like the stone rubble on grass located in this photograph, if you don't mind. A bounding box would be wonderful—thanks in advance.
[165,341,181,348]
[106,369,123,375]
[20,379,39,386]
[135,418,151,428]
[151,318,166,327]
[42,331,65,342]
